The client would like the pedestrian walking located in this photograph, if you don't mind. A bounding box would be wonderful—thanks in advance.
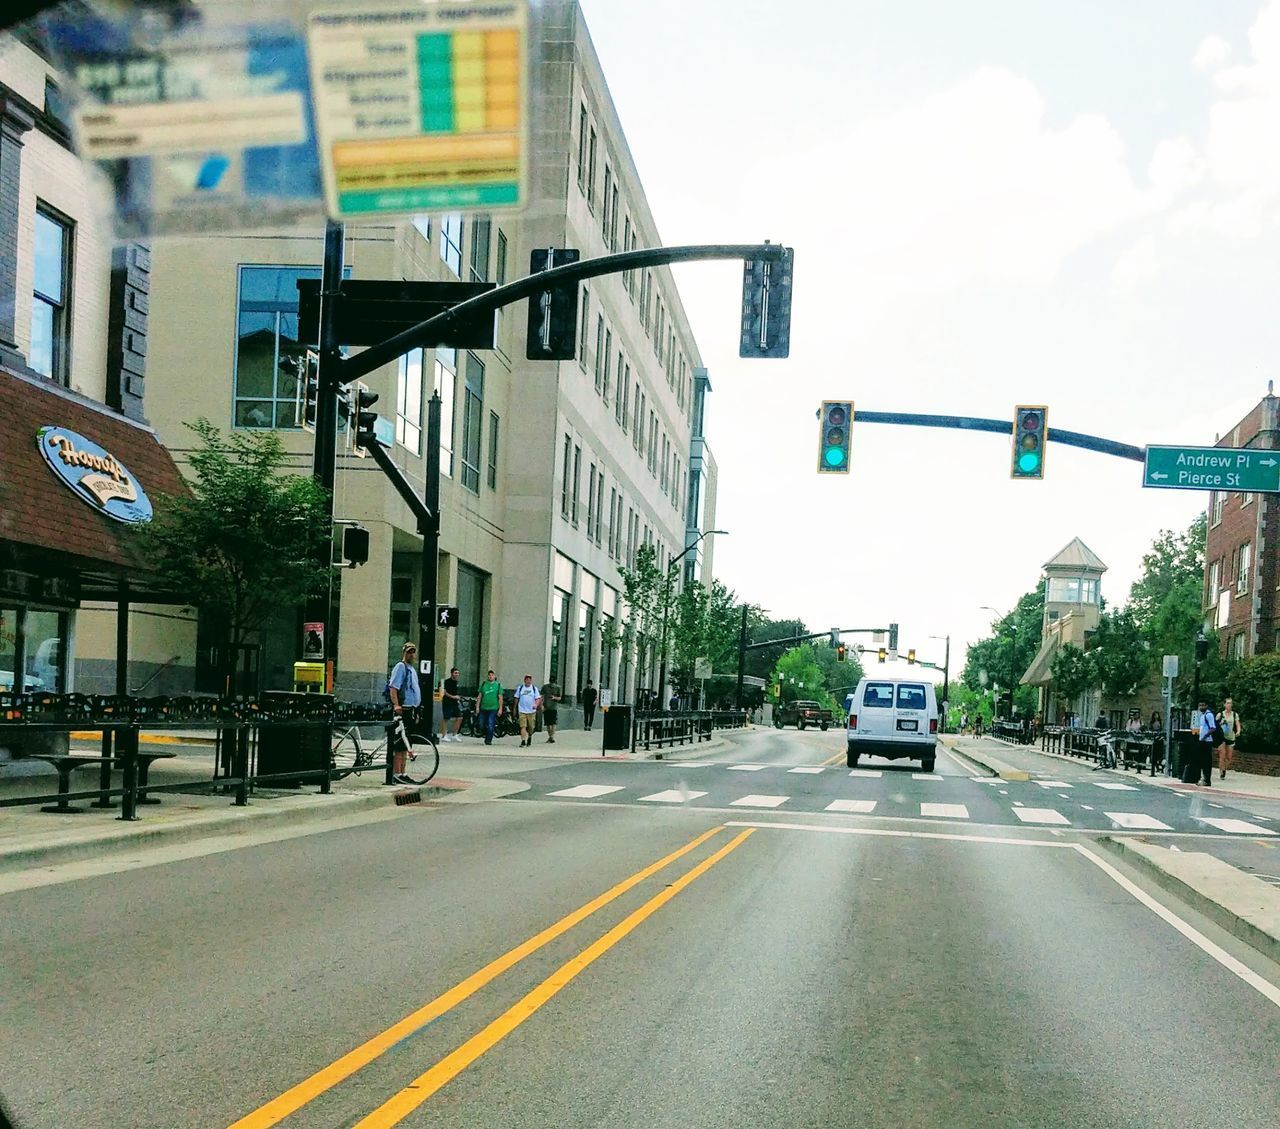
[540,678,561,743]
[439,667,462,742]
[514,675,540,747]
[386,643,421,783]
[960,710,969,735]
[581,679,598,730]
[1196,700,1218,786]
[1219,697,1242,780]
[475,669,503,745]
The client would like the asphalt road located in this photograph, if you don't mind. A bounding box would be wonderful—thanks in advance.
[2,729,1279,1128]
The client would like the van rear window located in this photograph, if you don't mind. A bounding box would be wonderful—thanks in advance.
[897,684,927,710]
[862,683,894,708]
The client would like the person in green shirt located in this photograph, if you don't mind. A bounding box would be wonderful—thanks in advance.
[475,669,504,745]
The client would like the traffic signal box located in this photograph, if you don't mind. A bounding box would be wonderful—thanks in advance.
[836,643,847,662]
[740,247,794,358]
[352,383,379,454]
[526,248,581,360]
[818,401,853,473]
[1011,405,1047,479]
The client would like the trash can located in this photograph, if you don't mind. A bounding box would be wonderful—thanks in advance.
[256,691,332,787]
[602,704,632,751]
[1171,729,1198,779]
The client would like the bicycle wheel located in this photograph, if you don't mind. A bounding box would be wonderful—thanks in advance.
[331,729,363,779]
[401,734,440,784]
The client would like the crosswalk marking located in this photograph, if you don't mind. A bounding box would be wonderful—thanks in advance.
[848,769,883,778]
[912,773,944,781]
[549,784,626,799]
[638,789,708,804]
[1105,812,1172,830]
[826,799,877,814]
[729,794,790,808]
[1036,781,1072,789]
[921,803,969,820]
[788,766,826,774]
[727,764,768,772]
[1094,782,1138,791]
[1196,817,1276,836]
[1013,808,1071,826]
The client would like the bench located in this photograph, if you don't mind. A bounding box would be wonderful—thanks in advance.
[22,750,178,813]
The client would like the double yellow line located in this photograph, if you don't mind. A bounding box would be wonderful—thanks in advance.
[228,824,753,1128]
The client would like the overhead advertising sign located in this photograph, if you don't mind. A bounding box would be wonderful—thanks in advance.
[1143,445,1280,493]
[38,3,326,236]
[36,425,154,524]
[306,2,528,219]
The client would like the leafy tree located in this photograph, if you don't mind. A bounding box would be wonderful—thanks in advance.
[616,544,663,689]
[962,583,1045,715]
[1089,609,1149,699]
[1049,643,1094,715]
[743,615,807,681]
[1226,653,1280,756]
[133,420,330,694]
[772,645,834,711]
[811,641,864,701]
[670,579,749,692]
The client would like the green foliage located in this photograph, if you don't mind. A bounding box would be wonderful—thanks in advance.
[744,615,806,681]
[670,579,748,689]
[1226,653,1280,755]
[133,420,331,656]
[616,544,664,674]
[962,583,1044,714]
[811,641,864,702]
[772,645,835,711]
[1089,609,1149,698]
[1050,643,1094,705]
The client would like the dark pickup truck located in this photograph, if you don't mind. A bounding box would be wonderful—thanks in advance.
[774,700,833,731]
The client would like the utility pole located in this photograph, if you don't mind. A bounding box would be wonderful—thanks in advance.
[735,604,748,710]
[418,392,442,716]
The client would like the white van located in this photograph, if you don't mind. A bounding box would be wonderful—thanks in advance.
[846,676,938,772]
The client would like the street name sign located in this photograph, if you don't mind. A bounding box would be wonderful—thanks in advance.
[1143,445,1280,492]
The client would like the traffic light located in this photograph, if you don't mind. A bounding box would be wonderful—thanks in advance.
[526,248,581,360]
[1195,634,1209,664]
[836,643,847,662]
[352,383,379,454]
[817,400,853,473]
[877,648,887,664]
[1011,405,1048,479]
[739,246,794,358]
[907,648,916,665]
[297,351,319,432]
[341,524,369,567]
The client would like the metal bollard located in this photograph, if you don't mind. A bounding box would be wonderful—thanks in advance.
[117,727,140,821]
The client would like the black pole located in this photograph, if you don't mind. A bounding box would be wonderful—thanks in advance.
[942,634,950,732]
[94,579,129,807]
[419,392,442,721]
[657,567,672,712]
[735,604,748,709]
[1007,629,1017,719]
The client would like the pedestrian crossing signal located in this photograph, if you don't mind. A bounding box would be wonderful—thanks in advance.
[1011,405,1047,479]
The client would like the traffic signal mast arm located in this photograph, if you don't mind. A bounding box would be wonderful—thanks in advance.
[851,411,1145,464]
[743,627,893,652]
[339,243,789,385]
[356,432,434,534]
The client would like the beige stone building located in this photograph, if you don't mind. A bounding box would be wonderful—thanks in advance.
[69,1,719,709]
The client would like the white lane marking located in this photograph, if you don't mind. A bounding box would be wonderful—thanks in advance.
[1095,782,1138,791]
[788,766,826,774]
[999,790,1009,795]
[1058,794,1071,800]
[912,773,944,781]
[921,803,969,820]
[1072,843,1280,1010]
[1105,812,1173,830]
[549,784,626,798]
[726,820,1077,848]
[727,764,768,772]
[1013,808,1071,826]
[729,794,790,808]
[825,799,876,814]
[1196,817,1276,836]
[664,763,712,768]
[1037,781,1073,789]
[638,789,708,804]
[1012,801,1023,807]
[974,779,1005,785]
[849,769,883,778]
[1081,805,1095,811]
[1208,803,1224,809]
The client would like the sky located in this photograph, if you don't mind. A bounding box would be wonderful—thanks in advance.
[578,0,1280,681]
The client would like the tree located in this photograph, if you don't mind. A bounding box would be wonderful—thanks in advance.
[811,642,864,702]
[962,583,1044,715]
[616,544,663,694]
[744,615,806,681]
[669,579,749,694]
[1049,643,1094,716]
[1226,653,1280,756]
[772,645,833,710]
[1089,609,1149,699]
[133,420,331,694]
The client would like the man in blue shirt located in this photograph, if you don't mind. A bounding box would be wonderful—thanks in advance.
[1196,699,1216,787]
[388,643,421,782]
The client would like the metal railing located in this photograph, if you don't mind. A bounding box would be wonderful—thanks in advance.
[631,708,749,753]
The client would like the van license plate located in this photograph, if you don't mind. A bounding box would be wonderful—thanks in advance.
[897,720,918,731]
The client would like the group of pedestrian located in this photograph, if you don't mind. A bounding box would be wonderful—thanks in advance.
[1194,698,1243,785]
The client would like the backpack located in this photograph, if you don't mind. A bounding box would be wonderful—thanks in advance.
[383,662,403,703]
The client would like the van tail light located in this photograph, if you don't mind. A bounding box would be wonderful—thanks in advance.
[929,718,938,734]
[848,714,857,728]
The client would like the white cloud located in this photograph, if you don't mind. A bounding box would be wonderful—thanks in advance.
[1193,34,1232,73]
[1109,236,1161,295]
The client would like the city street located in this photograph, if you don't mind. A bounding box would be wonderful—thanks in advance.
[3,728,1279,1129]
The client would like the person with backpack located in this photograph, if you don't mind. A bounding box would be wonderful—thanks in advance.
[514,674,541,747]
[1195,700,1218,786]
[386,643,421,784]
[475,669,503,745]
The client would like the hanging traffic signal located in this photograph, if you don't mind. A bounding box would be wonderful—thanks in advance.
[297,351,320,432]
[836,643,847,662]
[341,525,370,567]
[1011,405,1048,479]
[526,248,581,360]
[352,383,379,454]
[818,400,853,473]
[740,246,794,358]
[907,648,917,665]
[877,648,887,663]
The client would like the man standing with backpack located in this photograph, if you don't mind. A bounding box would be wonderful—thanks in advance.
[1195,700,1218,786]
[386,643,421,784]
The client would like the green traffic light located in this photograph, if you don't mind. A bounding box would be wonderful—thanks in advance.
[1017,451,1041,474]
[824,447,846,468]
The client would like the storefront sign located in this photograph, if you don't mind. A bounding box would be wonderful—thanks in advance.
[36,426,153,524]
[302,621,325,660]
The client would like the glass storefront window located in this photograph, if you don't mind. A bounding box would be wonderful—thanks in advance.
[599,614,614,690]
[577,605,593,698]
[0,607,17,691]
[25,610,66,693]
[549,589,569,685]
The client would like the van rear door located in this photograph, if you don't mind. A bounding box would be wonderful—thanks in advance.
[857,681,896,737]
[895,682,929,737]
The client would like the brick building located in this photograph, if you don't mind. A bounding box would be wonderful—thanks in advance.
[1203,389,1280,659]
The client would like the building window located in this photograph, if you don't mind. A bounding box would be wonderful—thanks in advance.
[648,412,657,473]
[594,315,605,392]
[1228,632,1247,662]
[440,213,463,275]
[602,329,612,402]
[561,434,572,518]
[622,217,632,287]
[413,216,431,242]
[608,487,618,556]
[234,265,320,429]
[602,166,612,236]
[633,389,644,450]
[586,127,597,210]
[469,216,491,282]
[495,230,508,285]
[576,103,588,190]
[435,347,457,478]
[572,444,582,525]
[460,353,484,493]
[1237,541,1252,594]
[31,206,73,384]
[587,462,597,538]
[609,184,619,250]
[595,469,605,542]
[1211,492,1225,527]
[615,355,627,426]
[396,349,424,454]
[1242,491,1254,507]
[578,288,590,369]
[640,270,651,329]
[487,411,499,489]
[1208,559,1221,606]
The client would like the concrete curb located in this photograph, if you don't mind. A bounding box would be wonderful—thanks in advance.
[938,735,1030,781]
[1100,836,1280,966]
[0,779,466,874]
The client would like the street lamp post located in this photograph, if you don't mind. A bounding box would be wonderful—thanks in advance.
[656,529,727,710]
[929,634,950,730]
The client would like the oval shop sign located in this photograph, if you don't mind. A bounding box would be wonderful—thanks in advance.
[36,425,154,525]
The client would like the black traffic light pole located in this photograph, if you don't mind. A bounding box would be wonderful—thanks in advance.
[419,392,442,714]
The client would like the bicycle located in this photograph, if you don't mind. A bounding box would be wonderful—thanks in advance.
[331,715,439,784]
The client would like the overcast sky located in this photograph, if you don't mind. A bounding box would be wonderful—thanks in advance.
[579,0,1280,679]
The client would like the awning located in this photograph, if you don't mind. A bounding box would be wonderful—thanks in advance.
[0,367,187,590]
[1020,635,1060,687]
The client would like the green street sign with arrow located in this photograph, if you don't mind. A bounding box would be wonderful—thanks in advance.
[1143,445,1280,493]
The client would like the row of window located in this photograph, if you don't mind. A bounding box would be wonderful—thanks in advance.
[1210,489,1255,527]
[414,213,509,287]
[559,432,678,574]
[396,346,497,494]
[1206,540,1253,606]
[31,202,73,385]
